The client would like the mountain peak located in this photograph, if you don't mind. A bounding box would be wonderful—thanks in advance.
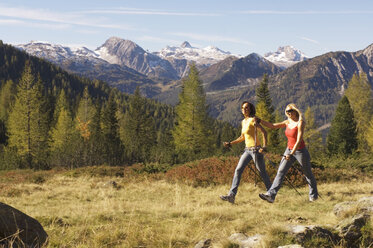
[181,41,192,48]
[264,45,308,68]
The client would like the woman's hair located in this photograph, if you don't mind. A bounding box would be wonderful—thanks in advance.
[285,103,303,121]
[241,101,256,117]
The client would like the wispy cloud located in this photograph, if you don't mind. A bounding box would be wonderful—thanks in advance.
[300,37,320,44]
[170,32,253,46]
[240,10,373,15]
[0,5,134,30]
[78,7,221,17]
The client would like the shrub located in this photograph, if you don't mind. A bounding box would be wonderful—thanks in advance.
[164,155,310,187]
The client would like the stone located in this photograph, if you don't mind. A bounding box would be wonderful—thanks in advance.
[0,202,48,247]
[194,239,211,248]
[335,213,370,247]
[278,245,304,248]
[333,196,373,217]
[287,224,338,245]
[228,233,263,248]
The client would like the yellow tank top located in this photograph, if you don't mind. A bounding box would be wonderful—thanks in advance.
[241,117,260,147]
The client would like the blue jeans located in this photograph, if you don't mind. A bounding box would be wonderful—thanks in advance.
[229,148,271,196]
[267,147,318,200]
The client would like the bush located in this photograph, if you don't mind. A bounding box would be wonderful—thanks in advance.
[164,155,311,187]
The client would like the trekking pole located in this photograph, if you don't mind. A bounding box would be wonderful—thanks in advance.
[263,153,303,197]
[291,162,323,199]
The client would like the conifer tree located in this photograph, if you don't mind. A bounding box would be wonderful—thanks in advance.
[304,107,324,157]
[327,96,357,156]
[345,73,373,152]
[101,92,123,165]
[0,79,15,121]
[50,90,78,167]
[120,87,156,163]
[7,63,49,168]
[75,87,96,165]
[172,64,214,161]
[367,117,373,153]
[256,74,280,149]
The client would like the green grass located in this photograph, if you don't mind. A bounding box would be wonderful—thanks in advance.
[0,166,372,247]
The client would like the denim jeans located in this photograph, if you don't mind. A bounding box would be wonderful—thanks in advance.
[267,147,318,200]
[229,148,271,196]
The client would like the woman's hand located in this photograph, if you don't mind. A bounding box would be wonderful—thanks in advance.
[284,154,292,160]
[223,142,231,148]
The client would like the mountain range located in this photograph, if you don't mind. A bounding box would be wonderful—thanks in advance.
[15,37,373,126]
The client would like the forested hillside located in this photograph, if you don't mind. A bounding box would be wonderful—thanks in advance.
[0,41,238,169]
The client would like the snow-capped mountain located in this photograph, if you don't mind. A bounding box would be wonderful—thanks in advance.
[17,40,101,64]
[155,41,237,66]
[95,37,179,80]
[264,46,308,68]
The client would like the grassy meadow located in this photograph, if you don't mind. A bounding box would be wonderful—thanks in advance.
[0,159,372,247]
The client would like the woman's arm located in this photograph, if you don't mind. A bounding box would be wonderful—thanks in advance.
[257,124,267,148]
[257,118,287,129]
[289,120,305,156]
[224,134,244,147]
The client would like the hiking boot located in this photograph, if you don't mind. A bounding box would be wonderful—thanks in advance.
[220,194,235,204]
[259,193,274,203]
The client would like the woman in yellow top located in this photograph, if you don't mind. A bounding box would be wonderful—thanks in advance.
[220,101,271,204]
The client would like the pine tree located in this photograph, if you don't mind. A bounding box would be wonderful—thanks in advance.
[120,87,156,163]
[367,116,373,153]
[304,107,324,157]
[327,96,358,156]
[345,73,373,152]
[256,74,280,149]
[101,92,123,165]
[172,64,214,161]
[7,63,49,168]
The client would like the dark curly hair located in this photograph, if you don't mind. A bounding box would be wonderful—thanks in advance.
[241,101,256,117]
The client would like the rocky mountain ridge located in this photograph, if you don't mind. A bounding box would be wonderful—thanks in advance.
[264,45,308,69]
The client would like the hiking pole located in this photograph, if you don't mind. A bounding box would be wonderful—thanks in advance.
[263,153,303,197]
[291,162,323,199]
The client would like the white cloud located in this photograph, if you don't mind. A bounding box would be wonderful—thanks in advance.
[78,8,221,17]
[300,37,320,44]
[240,10,373,15]
[0,5,134,30]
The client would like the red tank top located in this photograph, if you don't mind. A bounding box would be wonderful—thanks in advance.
[285,124,305,150]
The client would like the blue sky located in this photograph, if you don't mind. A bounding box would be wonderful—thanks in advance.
[1,0,373,58]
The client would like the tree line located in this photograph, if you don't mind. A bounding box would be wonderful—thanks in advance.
[0,42,239,169]
[1,40,372,171]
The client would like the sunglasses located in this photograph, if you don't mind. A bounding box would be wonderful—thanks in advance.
[286,109,295,113]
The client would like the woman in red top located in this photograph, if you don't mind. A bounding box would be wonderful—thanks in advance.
[256,103,318,203]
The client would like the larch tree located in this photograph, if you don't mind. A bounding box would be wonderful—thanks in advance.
[256,74,280,149]
[50,90,78,167]
[327,96,358,156]
[303,107,324,157]
[7,63,49,168]
[172,64,214,161]
[345,73,373,152]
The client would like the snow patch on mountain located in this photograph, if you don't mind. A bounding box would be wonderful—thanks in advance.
[264,46,308,68]
[155,41,238,66]
[16,40,103,64]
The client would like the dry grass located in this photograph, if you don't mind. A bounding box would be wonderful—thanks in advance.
[0,167,372,247]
